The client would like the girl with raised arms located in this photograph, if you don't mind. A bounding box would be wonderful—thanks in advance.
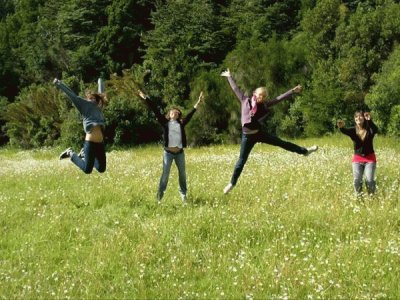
[137,89,205,203]
[337,111,378,195]
[55,78,107,174]
[221,68,318,194]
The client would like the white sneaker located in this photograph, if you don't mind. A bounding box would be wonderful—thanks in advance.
[181,195,187,203]
[59,147,73,160]
[305,145,318,156]
[223,183,234,194]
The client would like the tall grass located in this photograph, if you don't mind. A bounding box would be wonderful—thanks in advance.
[0,135,399,299]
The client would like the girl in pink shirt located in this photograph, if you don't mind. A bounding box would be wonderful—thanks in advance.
[337,111,378,195]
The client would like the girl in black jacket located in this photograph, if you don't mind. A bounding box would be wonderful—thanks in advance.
[138,90,204,203]
[337,111,378,195]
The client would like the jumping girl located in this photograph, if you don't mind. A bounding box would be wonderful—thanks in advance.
[55,78,108,174]
[221,68,318,194]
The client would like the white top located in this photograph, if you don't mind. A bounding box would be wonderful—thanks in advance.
[168,120,182,148]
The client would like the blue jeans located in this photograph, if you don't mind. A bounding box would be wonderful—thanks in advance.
[352,162,376,194]
[230,131,307,185]
[71,141,106,174]
[158,149,187,200]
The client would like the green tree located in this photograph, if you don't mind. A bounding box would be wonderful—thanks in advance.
[334,1,400,104]
[4,83,68,148]
[103,68,161,146]
[0,96,10,145]
[299,60,344,136]
[0,20,19,99]
[301,0,343,66]
[142,0,226,105]
[0,0,14,20]
[365,44,400,135]
[186,70,240,145]
[94,0,155,74]
[223,0,302,43]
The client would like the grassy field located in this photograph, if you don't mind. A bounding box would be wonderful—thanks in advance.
[1,135,399,299]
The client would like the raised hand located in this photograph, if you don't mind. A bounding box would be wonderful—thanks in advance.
[198,91,205,102]
[337,119,345,128]
[220,69,231,77]
[137,89,147,100]
[292,85,303,94]
[53,78,60,84]
[364,112,371,120]
[194,91,205,109]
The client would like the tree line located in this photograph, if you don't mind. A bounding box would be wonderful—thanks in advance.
[1,0,400,149]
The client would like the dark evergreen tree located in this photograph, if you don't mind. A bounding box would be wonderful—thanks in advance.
[142,0,227,105]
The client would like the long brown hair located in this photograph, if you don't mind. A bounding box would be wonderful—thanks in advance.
[354,110,367,141]
[87,92,108,109]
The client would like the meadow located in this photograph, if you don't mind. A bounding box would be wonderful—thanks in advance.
[0,135,399,299]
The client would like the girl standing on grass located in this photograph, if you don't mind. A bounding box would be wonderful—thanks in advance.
[337,111,378,195]
[137,89,205,203]
[54,78,108,174]
[221,68,318,194]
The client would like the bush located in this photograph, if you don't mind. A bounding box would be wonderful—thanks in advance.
[105,70,162,146]
[186,70,241,146]
[0,96,9,146]
[4,84,67,148]
[57,109,84,149]
[387,105,400,137]
[365,45,400,134]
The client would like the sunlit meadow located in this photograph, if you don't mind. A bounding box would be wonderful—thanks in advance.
[1,135,399,299]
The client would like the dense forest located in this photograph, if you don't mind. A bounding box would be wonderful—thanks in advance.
[1,0,400,148]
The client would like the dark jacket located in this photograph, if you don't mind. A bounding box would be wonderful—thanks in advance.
[143,97,196,148]
[340,120,378,156]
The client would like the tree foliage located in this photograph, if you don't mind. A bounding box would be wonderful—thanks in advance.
[1,0,400,148]
[365,44,400,136]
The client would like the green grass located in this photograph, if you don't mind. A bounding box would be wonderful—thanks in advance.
[1,135,399,299]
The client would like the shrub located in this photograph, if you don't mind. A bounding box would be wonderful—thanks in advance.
[4,84,67,148]
[387,105,400,137]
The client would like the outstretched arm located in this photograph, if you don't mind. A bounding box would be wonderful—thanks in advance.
[337,119,352,136]
[221,69,246,102]
[137,89,166,125]
[193,91,205,109]
[265,85,302,108]
[54,78,78,100]
[182,91,205,126]
[54,78,87,113]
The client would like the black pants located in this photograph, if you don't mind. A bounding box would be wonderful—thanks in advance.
[230,131,307,185]
[71,140,106,174]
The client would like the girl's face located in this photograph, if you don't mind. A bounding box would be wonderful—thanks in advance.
[254,89,267,104]
[354,113,365,126]
[169,109,180,120]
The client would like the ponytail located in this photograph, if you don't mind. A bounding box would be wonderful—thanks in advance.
[87,92,108,109]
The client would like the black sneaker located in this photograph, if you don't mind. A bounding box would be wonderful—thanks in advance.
[78,148,85,159]
[59,147,73,160]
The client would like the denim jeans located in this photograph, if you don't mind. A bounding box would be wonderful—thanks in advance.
[352,162,376,194]
[71,140,106,174]
[157,149,187,201]
[230,131,308,185]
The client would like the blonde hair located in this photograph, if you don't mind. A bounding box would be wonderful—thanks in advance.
[254,87,268,98]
